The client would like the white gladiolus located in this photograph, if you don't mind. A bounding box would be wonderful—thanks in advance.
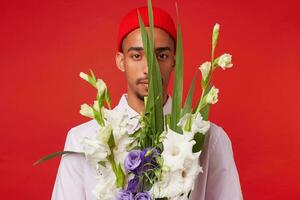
[199,61,211,80]
[161,128,196,172]
[103,108,134,166]
[177,113,193,132]
[191,113,210,134]
[177,113,210,137]
[218,53,233,69]
[81,137,110,167]
[96,79,107,96]
[97,125,112,144]
[79,72,89,82]
[103,109,134,139]
[151,136,202,199]
[205,86,219,104]
[93,165,117,200]
[80,104,94,118]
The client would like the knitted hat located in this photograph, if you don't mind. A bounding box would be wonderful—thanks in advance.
[117,6,177,52]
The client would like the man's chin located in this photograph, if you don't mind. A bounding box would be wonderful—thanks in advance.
[136,91,148,101]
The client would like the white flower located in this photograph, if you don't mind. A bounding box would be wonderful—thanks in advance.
[218,53,233,69]
[103,108,134,166]
[104,108,133,141]
[205,86,219,104]
[161,128,195,171]
[80,104,94,118]
[97,125,113,144]
[151,150,202,199]
[177,113,193,132]
[199,61,211,80]
[181,151,202,192]
[96,79,107,96]
[93,165,117,200]
[79,72,89,82]
[191,113,210,134]
[81,136,110,167]
[177,113,210,137]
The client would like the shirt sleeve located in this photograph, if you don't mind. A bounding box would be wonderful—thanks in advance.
[205,127,243,200]
[51,129,86,200]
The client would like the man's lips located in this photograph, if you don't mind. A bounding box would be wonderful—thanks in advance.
[138,79,148,84]
[139,81,148,84]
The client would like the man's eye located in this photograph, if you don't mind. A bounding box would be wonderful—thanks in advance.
[131,54,142,60]
[157,53,168,61]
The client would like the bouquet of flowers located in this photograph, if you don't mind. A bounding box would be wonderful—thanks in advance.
[35,0,233,199]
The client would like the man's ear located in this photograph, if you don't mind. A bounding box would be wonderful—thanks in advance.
[116,52,125,72]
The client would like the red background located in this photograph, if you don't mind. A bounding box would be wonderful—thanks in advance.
[1,0,299,199]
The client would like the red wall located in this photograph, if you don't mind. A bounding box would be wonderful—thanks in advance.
[1,0,299,199]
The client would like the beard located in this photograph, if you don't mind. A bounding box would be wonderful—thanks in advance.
[135,77,164,102]
[135,90,146,101]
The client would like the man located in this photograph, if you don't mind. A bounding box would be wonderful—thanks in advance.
[52,6,243,200]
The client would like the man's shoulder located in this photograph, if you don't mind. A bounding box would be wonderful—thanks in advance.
[69,119,99,136]
[206,121,232,152]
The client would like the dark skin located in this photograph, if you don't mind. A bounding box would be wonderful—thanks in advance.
[115,27,176,114]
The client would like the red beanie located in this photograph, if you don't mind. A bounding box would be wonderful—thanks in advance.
[117,6,177,52]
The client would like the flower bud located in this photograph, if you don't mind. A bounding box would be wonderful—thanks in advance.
[218,53,233,70]
[199,61,211,80]
[79,104,94,118]
[205,86,219,104]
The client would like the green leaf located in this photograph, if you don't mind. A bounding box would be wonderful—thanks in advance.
[105,88,111,109]
[138,2,164,136]
[33,151,83,165]
[203,83,213,96]
[200,104,210,121]
[164,114,171,129]
[192,133,205,152]
[116,163,125,188]
[170,10,183,133]
[213,57,219,67]
[138,10,152,111]
[193,83,213,114]
[98,160,106,167]
[183,115,193,132]
[148,0,164,135]
[182,74,196,117]
[107,130,115,149]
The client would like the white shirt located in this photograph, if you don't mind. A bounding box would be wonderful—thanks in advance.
[52,94,243,200]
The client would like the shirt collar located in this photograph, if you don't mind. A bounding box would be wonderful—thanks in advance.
[115,93,172,118]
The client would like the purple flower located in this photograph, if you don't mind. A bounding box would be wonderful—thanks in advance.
[127,177,140,193]
[140,147,159,171]
[134,192,151,200]
[125,150,143,173]
[117,190,134,200]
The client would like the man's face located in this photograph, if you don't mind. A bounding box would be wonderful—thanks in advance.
[116,27,175,101]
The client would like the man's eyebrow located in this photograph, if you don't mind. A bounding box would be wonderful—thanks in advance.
[155,47,171,52]
[127,46,172,53]
[127,47,144,53]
